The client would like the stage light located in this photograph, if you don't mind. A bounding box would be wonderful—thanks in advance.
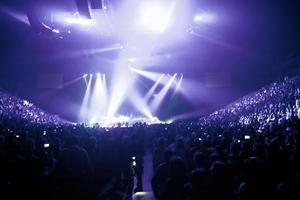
[193,12,216,24]
[144,74,165,102]
[89,73,107,123]
[137,1,175,32]
[128,90,153,119]
[64,16,94,26]
[150,74,177,113]
[131,68,163,82]
[107,58,137,118]
[0,5,30,25]
[83,74,88,86]
[166,119,174,124]
[62,76,85,89]
[172,73,183,96]
[52,29,60,34]
[128,58,138,63]
[79,75,93,122]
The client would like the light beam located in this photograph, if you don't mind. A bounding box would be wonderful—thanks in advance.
[79,75,92,122]
[150,74,177,113]
[144,74,165,102]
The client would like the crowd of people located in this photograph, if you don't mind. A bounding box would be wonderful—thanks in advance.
[204,75,300,127]
[0,90,62,125]
[151,74,300,200]
[0,74,300,200]
[0,90,147,199]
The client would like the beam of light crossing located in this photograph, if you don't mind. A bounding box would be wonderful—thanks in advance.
[144,74,165,102]
[131,68,163,82]
[89,74,104,123]
[128,90,153,119]
[79,75,92,122]
[83,74,88,86]
[131,68,179,89]
[137,0,176,33]
[107,56,137,118]
[61,76,84,89]
[53,44,123,61]
[171,73,183,97]
[0,4,30,25]
[150,74,177,113]
[102,74,108,114]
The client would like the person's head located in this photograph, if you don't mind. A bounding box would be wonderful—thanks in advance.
[176,138,185,149]
[193,151,206,168]
[169,157,187,179]
[25,138,35,154]
[253,143,265,158]
[0,135,5,150]
[69,135,80,146]
[164,149,173,162]
[87,136,97,150]
[230,142,241,155]
[210,160,229,180]
[266,137,281,157]
[241,157,266,184]
[191,168,210,186]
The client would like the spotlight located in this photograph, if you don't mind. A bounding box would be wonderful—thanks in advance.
[173,73,183,95]
[64,16,94,26]
[52,29,60,34]
[144,74,165,102]
[137,1,174,32]
[193,12,216,24]
[89,72,107,123]
[128,58,137,63]
[150,74,177,112]
[79,75,93,122]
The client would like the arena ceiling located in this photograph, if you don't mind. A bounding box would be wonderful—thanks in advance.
[0,0,300,122]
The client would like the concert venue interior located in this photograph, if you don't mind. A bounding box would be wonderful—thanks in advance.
[0,0,300,200]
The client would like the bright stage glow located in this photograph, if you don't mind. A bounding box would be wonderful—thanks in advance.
[128,90,153,119]
[132,68,180,90]
[173,73,183,95]
[79,75,92,122]
[131,67,164,82]
[107,56,137,118]
[88,115,164,127]
[137,1,175,32]
[194,12,216,24]
[52,29,60,34]
[89,73,108,123]
[64,15,94,26]
[73,0,192,124]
